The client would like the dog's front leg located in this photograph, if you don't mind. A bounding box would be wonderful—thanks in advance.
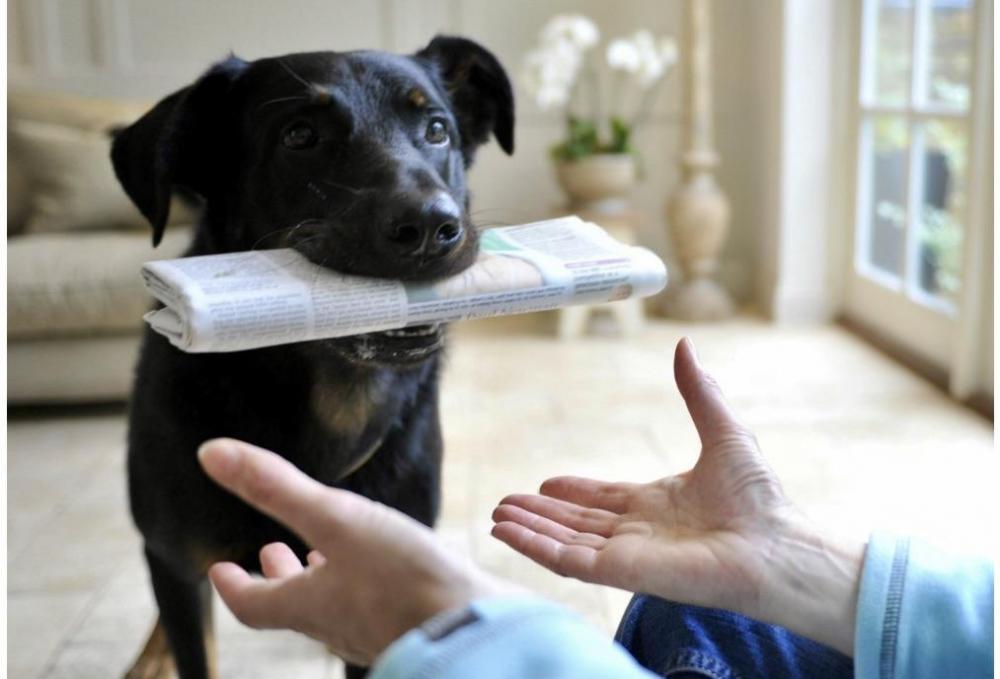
[130,547,216,679]
[124,618,173,679]
[201,580,218,679]
[125,580,217,679]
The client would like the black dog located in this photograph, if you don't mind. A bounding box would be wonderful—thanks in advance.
[111,36,513,679]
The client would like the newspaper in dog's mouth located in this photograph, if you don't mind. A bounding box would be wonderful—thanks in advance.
[141,217,668,354]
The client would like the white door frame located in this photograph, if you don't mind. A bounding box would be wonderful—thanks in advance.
[837,0,993,398]
[949,0,993,399]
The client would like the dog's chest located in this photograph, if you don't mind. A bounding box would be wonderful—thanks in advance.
[310,373,392,438]
[306,369,412,481]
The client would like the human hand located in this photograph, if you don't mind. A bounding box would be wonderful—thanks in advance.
[491,338,864,655]
[199,439,512,665]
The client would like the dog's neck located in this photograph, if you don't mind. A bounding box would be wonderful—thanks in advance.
[293,338,439,444]
[309,363,395,439]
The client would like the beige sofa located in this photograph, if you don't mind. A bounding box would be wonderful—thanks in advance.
[7,92,193,404]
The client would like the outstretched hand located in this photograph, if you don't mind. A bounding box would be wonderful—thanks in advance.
[491,338,864,655]
[199,439,511,666]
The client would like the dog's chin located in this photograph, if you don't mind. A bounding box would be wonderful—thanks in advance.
[323,323,445,367]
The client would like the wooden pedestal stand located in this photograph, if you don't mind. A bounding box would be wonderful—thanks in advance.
[659,0,734,320]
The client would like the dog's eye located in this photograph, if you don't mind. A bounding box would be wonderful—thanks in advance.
[282,122,318,150]
[425,119,449,145]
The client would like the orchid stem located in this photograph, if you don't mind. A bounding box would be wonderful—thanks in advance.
[586,52,602,143]
[629,78,665,130]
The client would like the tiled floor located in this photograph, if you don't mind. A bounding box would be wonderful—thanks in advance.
[7,315,994,678]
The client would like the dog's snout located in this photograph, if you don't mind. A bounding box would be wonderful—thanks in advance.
[385,193,464,259]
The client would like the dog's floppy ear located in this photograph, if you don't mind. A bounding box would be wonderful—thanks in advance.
[417,36,515,162]
[111,56,249,246]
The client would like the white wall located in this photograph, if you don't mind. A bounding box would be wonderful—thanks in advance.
[712,0,769,309]
[7,0,766,304]
[980,219,993,398]
[759,0,838,322]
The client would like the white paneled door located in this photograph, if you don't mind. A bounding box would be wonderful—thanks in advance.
[844,0,990,371]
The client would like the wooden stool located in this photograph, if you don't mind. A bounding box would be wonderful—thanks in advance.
[554,207,647,339]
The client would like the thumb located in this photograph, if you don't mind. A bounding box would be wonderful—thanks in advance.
[674,338,745,447]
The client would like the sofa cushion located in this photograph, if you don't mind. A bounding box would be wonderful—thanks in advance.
[11,119,148,233]
[7,228,192,339]
[9,119,196,234]
[8,90,196,234]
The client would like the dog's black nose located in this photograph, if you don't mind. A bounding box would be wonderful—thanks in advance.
[386,193,464,259]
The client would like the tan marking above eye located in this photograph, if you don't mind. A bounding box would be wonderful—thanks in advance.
[407,87,428,108]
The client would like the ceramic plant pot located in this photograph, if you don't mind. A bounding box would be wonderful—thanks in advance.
[554,153,637,210]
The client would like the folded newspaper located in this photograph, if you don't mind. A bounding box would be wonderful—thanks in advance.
[141,216,667,353]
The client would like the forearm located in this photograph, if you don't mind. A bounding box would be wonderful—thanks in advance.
[754,520,866,656]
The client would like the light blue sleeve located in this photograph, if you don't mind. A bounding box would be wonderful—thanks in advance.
[855,532,994,679]
[371,597,657,679]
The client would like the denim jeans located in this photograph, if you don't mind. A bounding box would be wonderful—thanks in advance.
[614,595,854,679]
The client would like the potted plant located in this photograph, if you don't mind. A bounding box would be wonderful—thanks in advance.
[521,15,677,210]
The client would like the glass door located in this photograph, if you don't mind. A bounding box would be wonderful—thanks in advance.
[844,0,982,366]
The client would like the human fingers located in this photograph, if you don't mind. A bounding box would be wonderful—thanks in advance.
[490,522,600,581]
[306,550,326,567]
[673,337,748,447]
[198,438,359,551]
[538,476,636,514]
[259,542,304,579]
[491,503,608,549]
[208,562,300,631]
[495,493,618,537]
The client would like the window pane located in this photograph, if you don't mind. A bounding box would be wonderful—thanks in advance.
[861,116,910,279]
[926,0,975,109]
[873,0,913,105]
[916,118,967,302]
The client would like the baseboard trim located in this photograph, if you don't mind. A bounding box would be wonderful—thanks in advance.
[838,315,994,422]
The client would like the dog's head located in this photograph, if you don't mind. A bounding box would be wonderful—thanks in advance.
[112,37,514,365]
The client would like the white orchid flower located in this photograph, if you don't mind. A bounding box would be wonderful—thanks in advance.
[658,37,679,68]
[632,30,656,55]
[547,38,584,77]
[541,14,600,50]
[521,14,676,116]
[606,38,641,73]
[632,30,673,88]
[536,84,571,109]
[521,41,582,110]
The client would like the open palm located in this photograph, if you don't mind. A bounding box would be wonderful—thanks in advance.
[491,338,800,615]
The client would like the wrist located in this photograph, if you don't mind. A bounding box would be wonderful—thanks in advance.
[755,518,867,656]
[391,570,518,649]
